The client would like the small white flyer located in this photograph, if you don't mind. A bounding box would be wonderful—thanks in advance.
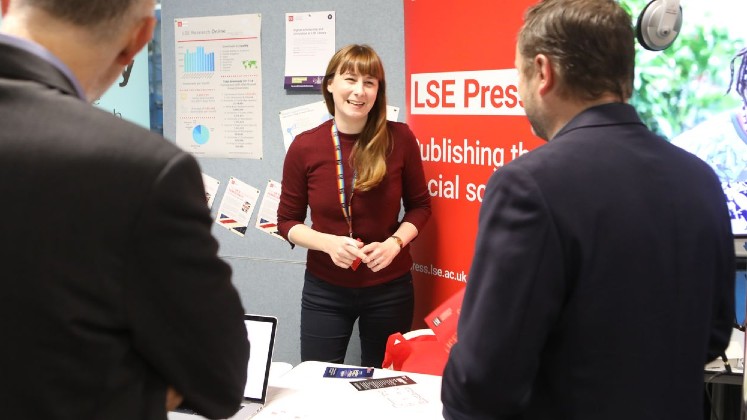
[387,105,400,122]
[255,179,284,240]
[284,11,336,90]
[279,102,402,151]
[215,176,260,237]
[202,173,220,209]
[279,101,331,151]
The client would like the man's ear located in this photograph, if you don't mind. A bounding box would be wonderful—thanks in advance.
[115,16,156,66]
[535,54,554,96]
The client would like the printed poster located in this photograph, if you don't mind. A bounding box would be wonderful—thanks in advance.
[278,102,401,152]
[255,179,283,240]
[175,14,263,158]
[215,176,260,237]
[284,11,336,90]
[405,0,541,326]
[202,173,220,209]
[279,101,331,151]
[94,48,150,129]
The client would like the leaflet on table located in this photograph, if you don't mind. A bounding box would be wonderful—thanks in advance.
[255,179,284,240]
[202,173,220,209]
[175,13,263,159]
[284,11,336,90]
[424,287,466,352]
[215,177,259,237]
[380,387,430,409]
[350,376,416,391]
[323,366,374,378]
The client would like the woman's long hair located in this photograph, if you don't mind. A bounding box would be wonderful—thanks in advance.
[322,44,390,191]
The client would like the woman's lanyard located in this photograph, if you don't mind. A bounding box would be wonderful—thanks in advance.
[331,121,357,238]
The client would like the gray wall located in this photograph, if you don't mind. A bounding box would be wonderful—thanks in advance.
[161,0,405,365]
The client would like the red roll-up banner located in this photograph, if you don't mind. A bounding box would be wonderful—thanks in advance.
[404,0,543,327]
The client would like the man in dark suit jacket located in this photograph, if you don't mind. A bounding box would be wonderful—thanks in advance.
[0,0,249,419]
[441,0,735,419]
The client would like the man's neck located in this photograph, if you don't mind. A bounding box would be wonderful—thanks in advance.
[548,94,625,140]
[1,10,120,102]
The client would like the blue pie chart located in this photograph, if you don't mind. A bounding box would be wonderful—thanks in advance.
[192,125,210,145]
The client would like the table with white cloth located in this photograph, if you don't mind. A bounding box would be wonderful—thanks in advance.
[253,360,443,420]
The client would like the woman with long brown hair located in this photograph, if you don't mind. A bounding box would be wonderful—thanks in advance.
[277,44,431,366]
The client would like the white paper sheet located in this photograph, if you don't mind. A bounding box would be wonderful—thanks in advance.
[175,14,263,158]
[284,11,335,90]
[255,180,284,240]
[279,102,401,152]
[278,101,331,151]
[215,177,260,237]
[201,173,220,209]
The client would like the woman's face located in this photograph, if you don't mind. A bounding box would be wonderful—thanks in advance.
[327,67,379,127]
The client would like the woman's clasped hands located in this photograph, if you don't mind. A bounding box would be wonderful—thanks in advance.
[325,235,400,272]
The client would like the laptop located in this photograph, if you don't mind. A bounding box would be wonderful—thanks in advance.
[169,314,278,420]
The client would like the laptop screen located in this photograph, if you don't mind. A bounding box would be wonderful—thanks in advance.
[243,314,277,403]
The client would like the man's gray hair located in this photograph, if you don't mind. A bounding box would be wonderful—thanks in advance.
[21,0,149,28]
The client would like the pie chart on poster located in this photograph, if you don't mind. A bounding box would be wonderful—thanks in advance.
[192,125,210,145]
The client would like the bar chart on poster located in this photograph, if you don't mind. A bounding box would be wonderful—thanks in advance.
[183,46,215,73]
